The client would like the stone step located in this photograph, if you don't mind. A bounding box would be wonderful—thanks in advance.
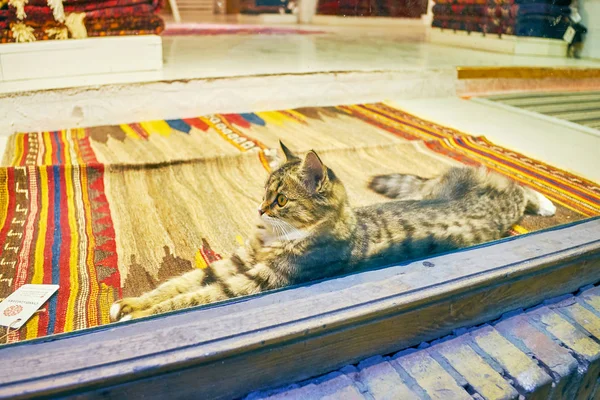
[246,285,600,400]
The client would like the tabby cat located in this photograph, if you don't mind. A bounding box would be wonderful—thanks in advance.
[110,142,555,321]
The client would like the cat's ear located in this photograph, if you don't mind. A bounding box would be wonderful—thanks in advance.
[279,140,299,162]
[301,151,327,192]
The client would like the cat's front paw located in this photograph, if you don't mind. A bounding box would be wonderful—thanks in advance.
[110,297,148,322]
[255,223,272,244]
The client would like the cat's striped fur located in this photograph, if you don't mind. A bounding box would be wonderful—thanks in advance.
[110,142,555,321]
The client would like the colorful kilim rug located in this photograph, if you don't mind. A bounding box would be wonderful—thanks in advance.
[1,102,599,344]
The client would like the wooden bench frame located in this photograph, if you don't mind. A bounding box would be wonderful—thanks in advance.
[1,217,600,399]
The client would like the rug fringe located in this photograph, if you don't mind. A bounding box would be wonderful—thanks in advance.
[11,22,36,42]
[65,13,87,39]
[8,0,28,20]
[47,0,65,23]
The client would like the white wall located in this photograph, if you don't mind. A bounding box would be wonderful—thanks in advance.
[581,0,600,59]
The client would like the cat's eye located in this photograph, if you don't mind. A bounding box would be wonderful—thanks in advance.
[276,194,288,207]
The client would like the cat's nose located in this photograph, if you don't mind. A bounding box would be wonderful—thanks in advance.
[258,208,265,216]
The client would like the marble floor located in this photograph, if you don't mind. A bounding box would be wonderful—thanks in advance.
[3,23,600,94]
[160,31,600,78]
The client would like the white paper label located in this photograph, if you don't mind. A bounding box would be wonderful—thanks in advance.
[0,284,59,329]
[563,26,576,44]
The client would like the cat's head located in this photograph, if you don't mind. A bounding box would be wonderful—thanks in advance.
[258,141,348,234]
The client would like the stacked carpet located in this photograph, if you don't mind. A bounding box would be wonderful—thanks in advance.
[0,0,163,43]
[432,0,571,38]
[515,0,571,39]
[1,103,599,344]
[240,0,291,15]
[432,0,489,34]
[316,0,427,18]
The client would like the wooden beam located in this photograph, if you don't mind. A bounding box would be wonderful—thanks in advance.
[226,0,240,15]
[457,66,600,80]
[1,218,599,400]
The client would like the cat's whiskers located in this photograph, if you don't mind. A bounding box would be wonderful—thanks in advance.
[261,214,308,242]
[272,221,286,240]
[280,220,308,241]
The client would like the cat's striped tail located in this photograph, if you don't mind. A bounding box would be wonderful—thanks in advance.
[369,167,556,216]
[368,173,438,200]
